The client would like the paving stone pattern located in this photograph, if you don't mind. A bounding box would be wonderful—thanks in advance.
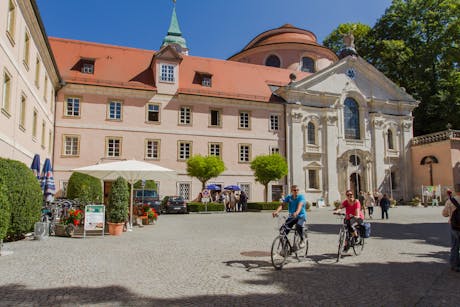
[0,206,459,306]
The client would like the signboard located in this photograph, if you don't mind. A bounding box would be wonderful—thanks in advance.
[84,205,105,237]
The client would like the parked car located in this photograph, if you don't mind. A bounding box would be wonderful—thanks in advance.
[162,196,188,214]
[134,189,161,214]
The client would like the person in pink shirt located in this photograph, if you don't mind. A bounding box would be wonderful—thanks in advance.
[335,189,364,243]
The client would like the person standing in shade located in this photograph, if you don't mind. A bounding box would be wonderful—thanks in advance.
[380,193,390,219]
[358,191,366,218]
[239,190,248,212]
[442,189,460,272]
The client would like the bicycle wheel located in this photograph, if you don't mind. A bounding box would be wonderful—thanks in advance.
[293,231,308,261]
[337,227,346,262]
[271,236,288,270]
[352,234,365,255]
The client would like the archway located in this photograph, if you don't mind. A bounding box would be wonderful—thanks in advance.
[349,173,362,197]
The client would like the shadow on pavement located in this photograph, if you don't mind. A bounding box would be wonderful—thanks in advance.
[1,261,459,306]
[309,222,450,248]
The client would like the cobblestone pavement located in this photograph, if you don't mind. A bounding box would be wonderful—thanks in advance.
[0,206,459,306]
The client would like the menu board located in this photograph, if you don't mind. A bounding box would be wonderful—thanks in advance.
[84,205,105,231]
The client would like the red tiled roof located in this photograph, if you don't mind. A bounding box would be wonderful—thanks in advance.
[50,37,311,102]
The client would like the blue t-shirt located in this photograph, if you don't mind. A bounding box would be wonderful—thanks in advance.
[285,193,307,219]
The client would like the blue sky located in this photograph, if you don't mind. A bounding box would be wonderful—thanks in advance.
[36,0,392,59]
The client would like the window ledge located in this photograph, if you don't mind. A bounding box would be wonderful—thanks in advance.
[1,108,11,118]
[6,31,15,47]
[60,155,80,158]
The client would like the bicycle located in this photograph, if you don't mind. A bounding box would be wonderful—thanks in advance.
[334,212,365,262]
[271,215,309,270]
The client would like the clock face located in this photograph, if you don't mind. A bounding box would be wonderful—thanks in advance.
[346,68,356,80]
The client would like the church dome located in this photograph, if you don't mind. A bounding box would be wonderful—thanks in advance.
[242,24,318,50]
[228,24,337,72]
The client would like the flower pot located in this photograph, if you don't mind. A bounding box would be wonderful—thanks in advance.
[108,222,124,236]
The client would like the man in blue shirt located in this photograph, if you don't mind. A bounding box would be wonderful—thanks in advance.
[273,185,307,248]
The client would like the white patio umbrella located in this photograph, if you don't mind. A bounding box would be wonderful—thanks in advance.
[73,160,176,229]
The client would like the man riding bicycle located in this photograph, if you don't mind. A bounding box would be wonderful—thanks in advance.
[272,185,307,249]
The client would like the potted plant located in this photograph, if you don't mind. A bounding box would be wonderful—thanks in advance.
[149,208,158,224]
[107,177,129,235]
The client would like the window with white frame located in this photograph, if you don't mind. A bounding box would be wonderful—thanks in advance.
[387,129,394,150]
[2,72,11,113]
[108,100,122,120]
[270,114,279,131]
[82,62,94,74]
[106,137,121,157]
[65,97,80,117]
[63,135,79,156]
[308,169,319,189]
[239,111,250,129]
[239,144,251,163]
[32,109,37,138]
[35,57,40,88]
[41,121,45,147]
[178,183,191,200]
[43,76,48,101]
[178,141,191,160]
[160,64,175,82]
[179,106,191,125]
[147,104,160,122]
[209,142,222,157]
[210,109,221,127]
[307,122,316,145]
[6,0,16,41]
[270,146,280,155]
[145,139,160,159]
[48,130,53,154]
[19,95,26,129]
[240,183,251,200]
[24,32,30,68]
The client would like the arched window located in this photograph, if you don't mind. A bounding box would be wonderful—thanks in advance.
[265,55,280,68]
[387,129,394,149]
[301,57,315,73]
[307,122,316,144]
[344,97,360,139]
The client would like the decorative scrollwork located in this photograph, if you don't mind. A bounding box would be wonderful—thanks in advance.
[291,112,303,123]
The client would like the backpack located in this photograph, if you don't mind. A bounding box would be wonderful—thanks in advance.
[360,222,371,238]
[449,197,460,231]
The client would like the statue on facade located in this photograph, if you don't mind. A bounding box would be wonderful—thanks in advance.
[338,29,358,59]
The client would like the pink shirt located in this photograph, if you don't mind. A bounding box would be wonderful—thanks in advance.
[342,199,364,220]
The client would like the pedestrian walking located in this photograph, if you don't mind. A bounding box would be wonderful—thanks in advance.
[365,191,375,219]
[442,189,460,272]
[358,191,366,218]
[380,193,390,219]
[239,190,248,212]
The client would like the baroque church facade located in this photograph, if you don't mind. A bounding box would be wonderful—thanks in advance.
[0,1,418,204]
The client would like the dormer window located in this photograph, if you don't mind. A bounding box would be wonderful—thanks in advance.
[160,64,175,82]
[82,62,94,74]
[71,58,95,74]
[193,71,213,87]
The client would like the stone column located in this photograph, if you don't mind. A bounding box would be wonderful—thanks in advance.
[290,111,304,188]
[325,114,340,202]
[400,120,413,199]
[372,117,386,192]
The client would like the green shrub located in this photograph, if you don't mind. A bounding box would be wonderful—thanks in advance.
[0,180,10,240]
[187,202,225,212]
[0,158,42,240]
[247,202,287,211]
[133,180,157,190]
[67,172,102,205]
[107,177,129,223]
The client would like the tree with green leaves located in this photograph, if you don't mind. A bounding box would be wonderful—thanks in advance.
[107,177,129,223]
[133,180,157,190]
[250,154,288,202]
[186,155,225,190]
[67,172,102,205]
[323,22,372,55]
[324,0,460,135]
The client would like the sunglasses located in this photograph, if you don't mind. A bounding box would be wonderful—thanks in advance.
[292,189,299,192]
[346,193,353,197]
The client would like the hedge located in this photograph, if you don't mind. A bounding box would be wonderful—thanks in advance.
[0,180,10,240]
[67,172,102,205]
[0,158,42,240]
[187,202,225,212]
[247,202,287,211]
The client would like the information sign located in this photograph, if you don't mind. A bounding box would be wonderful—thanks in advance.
[84,205,105,237]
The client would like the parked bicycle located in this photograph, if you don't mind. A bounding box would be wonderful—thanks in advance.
[334,212,365,262]
[271,215,309,270]
[40,199,78,236]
